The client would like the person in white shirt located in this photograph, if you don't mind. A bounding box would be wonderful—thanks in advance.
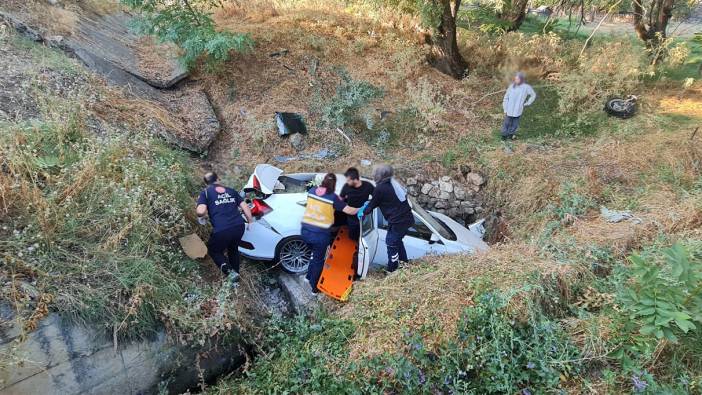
[501,72,536,140]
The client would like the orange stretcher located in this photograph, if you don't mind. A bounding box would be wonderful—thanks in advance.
[317,226,357,301]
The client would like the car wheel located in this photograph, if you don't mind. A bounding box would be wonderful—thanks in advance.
[275,237,311,274]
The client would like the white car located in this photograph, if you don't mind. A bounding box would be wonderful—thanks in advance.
[238,164,488,274]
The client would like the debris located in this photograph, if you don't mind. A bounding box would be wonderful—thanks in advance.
[336,127,351,143]
[179,233,208,259]
[600,206,642,224]
[289,133,306,151]
[269,49,289,57]
[275,112,307,136]
[360,159,372,167]
[465,172,485,186]
[273,149,337,163]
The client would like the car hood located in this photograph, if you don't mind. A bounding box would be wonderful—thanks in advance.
[430,212,488,252]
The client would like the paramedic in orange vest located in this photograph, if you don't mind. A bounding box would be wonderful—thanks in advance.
[301,173,359,295]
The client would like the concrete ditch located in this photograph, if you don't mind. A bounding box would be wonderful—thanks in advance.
[0,305,245,395]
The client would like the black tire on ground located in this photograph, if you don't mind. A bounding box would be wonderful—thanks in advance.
[604,98,636,119]
[275,236,312,274]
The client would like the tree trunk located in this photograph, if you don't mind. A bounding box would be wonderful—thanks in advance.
[427,0,468,79]
[633,0,675,46]
[499,0,530,31]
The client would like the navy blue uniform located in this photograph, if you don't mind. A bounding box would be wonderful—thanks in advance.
[302,187,347,293]
[197,184,246,275]
[363,178,414,272]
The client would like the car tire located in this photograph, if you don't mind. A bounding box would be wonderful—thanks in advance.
[275,236,312,274]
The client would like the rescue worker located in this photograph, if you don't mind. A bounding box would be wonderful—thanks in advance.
[340,167,374,241]
[196,172,253,283]
[301,173,359,294]
[360,164,413,272]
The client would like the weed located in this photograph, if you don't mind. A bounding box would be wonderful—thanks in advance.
[122,0,254,70]
[320,69,383,130]
[217,290,581,394]
[406,76,446,129]
[619,243,701,343]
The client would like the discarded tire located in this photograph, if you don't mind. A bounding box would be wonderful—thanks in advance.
[604,97,636,119]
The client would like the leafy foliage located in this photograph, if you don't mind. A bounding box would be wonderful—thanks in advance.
[217,291,580,394]
[321,69,384,129]
[122,0,253,70]
[377,292,581,394]
[620,243,702,342]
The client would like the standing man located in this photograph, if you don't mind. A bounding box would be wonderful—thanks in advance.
[501,71,536,141]
[340,167,374,241]
[196,172,253,283]
[360,164,414,272]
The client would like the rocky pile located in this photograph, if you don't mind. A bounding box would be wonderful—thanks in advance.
[404,171,485,225]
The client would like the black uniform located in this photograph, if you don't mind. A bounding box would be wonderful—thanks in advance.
[363,178,414,271]
[340,181,374,240]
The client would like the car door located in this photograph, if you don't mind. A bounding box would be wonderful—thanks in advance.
[358,209,379,278]
[403,213,447,258]
[374,211,446,265]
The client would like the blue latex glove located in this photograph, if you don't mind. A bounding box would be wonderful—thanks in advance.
[357,201,369,219]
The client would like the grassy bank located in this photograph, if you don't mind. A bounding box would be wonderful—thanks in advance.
[0,32,260,347]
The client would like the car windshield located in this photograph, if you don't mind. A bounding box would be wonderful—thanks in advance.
[409,197,456,240]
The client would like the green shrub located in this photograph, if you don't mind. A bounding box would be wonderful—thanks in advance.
[122,0,254,70]
[321,69,384,130]
[372,291,581,394]
[224,314,356,394]
[619,243,702,343]
[555,40,645,116]
[217,291,580,394]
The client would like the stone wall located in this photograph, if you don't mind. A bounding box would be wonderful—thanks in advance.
[404,172,486,225]
[0,305,244,395]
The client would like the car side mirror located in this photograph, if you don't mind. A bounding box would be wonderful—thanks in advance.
[429,233,442,244]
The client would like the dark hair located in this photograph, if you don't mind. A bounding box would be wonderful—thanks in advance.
[320,173,336,192]
[203,172,218,185]
[344,167,360,180]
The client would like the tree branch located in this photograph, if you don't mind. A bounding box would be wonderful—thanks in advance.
[580,0,623,58]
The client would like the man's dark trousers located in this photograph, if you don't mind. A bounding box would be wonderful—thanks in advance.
[501,115,520,139]
[208,223,245,275]
[347,217,361,241]
[386,222,410,272]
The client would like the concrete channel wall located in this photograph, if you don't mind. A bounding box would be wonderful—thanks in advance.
[0,305,243,395]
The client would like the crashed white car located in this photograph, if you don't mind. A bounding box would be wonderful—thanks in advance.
[239,164,487,274]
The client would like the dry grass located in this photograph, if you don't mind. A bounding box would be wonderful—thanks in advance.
[204,0,498,180]
[330,244,586,360]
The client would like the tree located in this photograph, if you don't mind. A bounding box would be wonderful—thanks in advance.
[421,0,469,78]
[121,0,253,70]
[632,0,676,47]
[497,0,530,31]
